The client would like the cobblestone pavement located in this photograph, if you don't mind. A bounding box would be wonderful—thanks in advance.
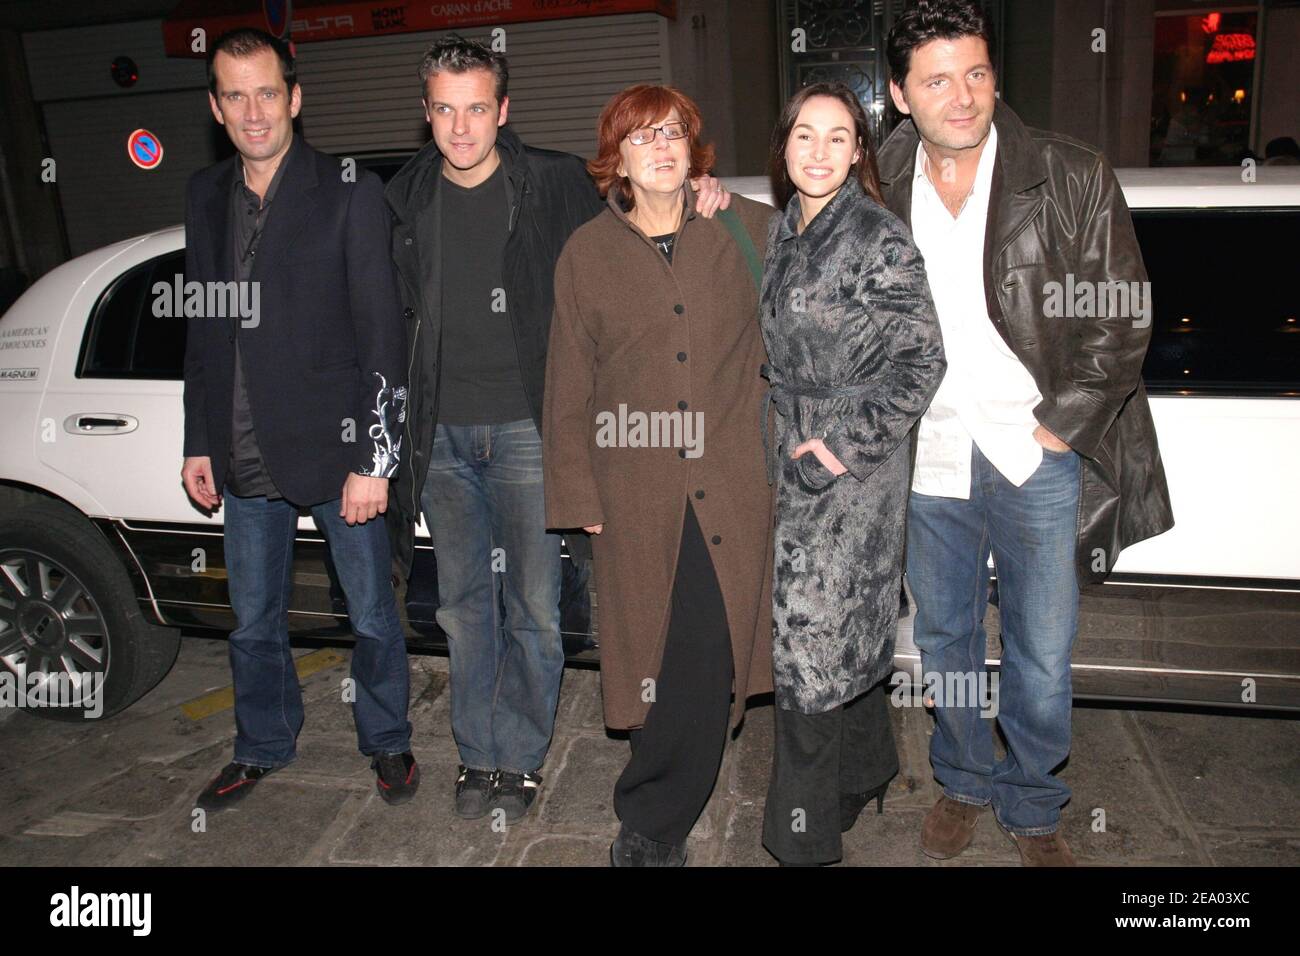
[0,634,1296,866]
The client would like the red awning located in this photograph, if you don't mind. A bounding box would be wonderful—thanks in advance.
[163,0,675,58]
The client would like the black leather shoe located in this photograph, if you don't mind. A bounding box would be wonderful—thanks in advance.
[840,776,894,832]
[372,751,420,805]
[610,824,687,867]
[195,761,274,812]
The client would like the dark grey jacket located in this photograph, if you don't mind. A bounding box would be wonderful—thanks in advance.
[382,126,604,579]
[876,100,1174,585]
[761,175,946,713]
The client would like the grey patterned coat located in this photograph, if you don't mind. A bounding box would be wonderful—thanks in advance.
[760,176,946,714]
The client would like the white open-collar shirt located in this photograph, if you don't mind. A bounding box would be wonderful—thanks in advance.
[908,123,1045,498]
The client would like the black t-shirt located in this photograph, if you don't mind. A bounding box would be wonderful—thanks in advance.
[651,232,676,263]
[435,164,533,426]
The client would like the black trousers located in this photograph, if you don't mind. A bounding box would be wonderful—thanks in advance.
[613,501,734,846]
[761,679,900,864]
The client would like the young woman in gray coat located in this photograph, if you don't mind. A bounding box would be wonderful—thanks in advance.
[759,83,947,865]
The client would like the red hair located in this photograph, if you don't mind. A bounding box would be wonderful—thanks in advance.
[588,84,715,206]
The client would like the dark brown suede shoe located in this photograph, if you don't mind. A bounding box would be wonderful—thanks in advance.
[1002,826,1077,866]
[920,795,985,859]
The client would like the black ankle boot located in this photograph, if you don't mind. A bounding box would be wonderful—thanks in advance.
[840,775,895,832]
[610,824,687,867]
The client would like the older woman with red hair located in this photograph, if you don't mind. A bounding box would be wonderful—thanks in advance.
[542,85,776,866]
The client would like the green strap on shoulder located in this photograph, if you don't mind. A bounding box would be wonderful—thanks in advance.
[718,205,762,292]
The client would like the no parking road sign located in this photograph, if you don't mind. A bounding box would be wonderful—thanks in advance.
[127,129,164,170]
[264,0,290,39]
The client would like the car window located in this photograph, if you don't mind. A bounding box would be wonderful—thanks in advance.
[358,159,408,183]
[347,153,412,184]
[1134,208,1299,394]
[78,250,187,380]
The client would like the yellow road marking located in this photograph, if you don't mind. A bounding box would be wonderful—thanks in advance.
[180,648,348,721]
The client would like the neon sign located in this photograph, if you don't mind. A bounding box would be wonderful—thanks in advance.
[1206,33,1255,64]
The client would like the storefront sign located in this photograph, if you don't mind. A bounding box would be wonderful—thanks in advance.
[164,0,675,56]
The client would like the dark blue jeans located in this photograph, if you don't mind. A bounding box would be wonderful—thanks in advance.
[420,419,564,774]
[223,490,412,768]
[906,442,1081,835]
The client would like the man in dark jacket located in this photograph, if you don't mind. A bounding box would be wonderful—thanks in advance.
[181,29,416,811]
[384,36,729,822]
[879,0,1173,866]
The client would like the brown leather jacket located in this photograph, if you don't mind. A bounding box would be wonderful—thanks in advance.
[877,99,1174,585]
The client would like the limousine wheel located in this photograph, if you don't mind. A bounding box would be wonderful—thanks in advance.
[0,490,180,721]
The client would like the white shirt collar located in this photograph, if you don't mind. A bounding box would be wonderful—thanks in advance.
[913,121,999,200]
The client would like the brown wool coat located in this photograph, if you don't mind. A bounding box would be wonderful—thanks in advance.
[542,186,777,730]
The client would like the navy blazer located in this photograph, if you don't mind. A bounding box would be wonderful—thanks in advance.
[181,137,408,507]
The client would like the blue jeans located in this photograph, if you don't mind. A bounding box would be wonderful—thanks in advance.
[223,491,412,767]
[906,442,1081,835]
[421,419,564,774]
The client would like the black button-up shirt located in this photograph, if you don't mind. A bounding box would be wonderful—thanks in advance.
[226,138,294,498]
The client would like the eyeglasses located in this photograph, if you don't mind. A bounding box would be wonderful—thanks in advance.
[626,122,689,146]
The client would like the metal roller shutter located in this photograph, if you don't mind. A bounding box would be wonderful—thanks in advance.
[294,12,671,158]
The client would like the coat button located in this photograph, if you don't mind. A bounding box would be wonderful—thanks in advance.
[711,534,722,545]
[403,307,414,318]
[677,352,687,362]
[678,449,686,458]
[695,489,705,499]
[404,237,413,245]
[677,400,688,410]
[674,304,684,314]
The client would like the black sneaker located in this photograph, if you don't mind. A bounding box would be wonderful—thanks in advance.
[454,766,496,819]
[371,751,420,805]
[195,761,274,813]
[492,769,542,822]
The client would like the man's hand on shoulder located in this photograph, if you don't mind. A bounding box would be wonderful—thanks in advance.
[689,175,733,218]
[341,473,390,526]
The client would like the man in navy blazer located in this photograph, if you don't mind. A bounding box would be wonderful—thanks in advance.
[180,28,417,811]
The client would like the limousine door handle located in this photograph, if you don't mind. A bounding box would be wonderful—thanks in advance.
[64,413,139,435]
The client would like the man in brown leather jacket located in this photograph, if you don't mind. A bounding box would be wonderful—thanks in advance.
[878,0,1173,866]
